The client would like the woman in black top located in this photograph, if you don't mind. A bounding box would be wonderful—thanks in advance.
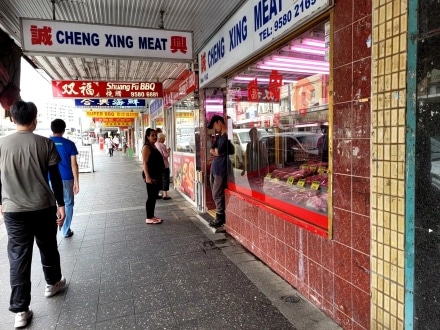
[142,128,165,224]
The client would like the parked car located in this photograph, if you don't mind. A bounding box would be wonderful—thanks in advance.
[260,132,323,165]
[232,128,268,168]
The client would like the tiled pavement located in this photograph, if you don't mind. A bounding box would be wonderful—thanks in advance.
[0,145,341,330]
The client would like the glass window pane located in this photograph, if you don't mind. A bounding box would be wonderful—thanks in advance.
[226,21,330,221]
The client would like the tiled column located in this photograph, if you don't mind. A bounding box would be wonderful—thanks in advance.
[371,1,407,329]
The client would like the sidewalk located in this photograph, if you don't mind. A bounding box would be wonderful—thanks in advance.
[0,145,341,329]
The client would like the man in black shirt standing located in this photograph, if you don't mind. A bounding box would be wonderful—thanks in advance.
[208,115,232,228]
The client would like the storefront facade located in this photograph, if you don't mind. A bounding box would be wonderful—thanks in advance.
[198,0,372,328]
[163,70,199,206]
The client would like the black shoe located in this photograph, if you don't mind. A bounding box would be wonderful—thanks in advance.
[64,230,74,238]
[157,195,163,199]
[209,215,225,228]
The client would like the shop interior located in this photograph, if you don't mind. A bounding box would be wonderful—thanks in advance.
[221,20,330,219]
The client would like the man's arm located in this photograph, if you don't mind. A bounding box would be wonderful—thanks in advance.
[48,164,66,227]
[71,155,79,194]
[48,164,65,207]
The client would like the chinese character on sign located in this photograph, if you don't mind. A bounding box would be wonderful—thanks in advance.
[112,99,124,106]
[98,99,110,105]
[115,91,122,97]
[81,99,94,106]
[200,52,207,73]
[127,99,139,106]
[247,79,259,102]
[170,36,187,54]
[268,70,282,102]
[106,90,113,97]
[30,25,53,46]
[79,82,94,96]
[61,83,79,96]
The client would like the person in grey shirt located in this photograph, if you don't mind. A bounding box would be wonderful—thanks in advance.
[0,101,67,328]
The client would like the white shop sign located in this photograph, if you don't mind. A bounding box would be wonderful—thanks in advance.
[21,18,193,61]
[198,0,332,88]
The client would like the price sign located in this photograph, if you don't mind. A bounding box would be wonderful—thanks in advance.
[300,164,309,170]
[311,181,321,190]
[318,166,327,174]
[297,179,305,187]
[286,176,295,185]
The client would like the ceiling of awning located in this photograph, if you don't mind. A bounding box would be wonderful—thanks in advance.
[0,0,247,89]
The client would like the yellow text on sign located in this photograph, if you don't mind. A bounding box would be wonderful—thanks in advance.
[102,122,133,127]
[175,112,194,118]
[86,111,139,118]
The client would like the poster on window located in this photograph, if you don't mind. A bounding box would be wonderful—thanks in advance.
[291,74,328,114]
[173,152,195,201]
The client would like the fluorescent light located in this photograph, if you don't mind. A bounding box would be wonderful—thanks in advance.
[290,46,326,55]
[302,38,325,48]
[232,76,297,84]
[257,64,328,74]
[263,60,329,71]
[207,105,223,112]
[271,56,329,67]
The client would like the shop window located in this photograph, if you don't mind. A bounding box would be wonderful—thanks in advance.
[226,21,330,231]
[174,95,196,154]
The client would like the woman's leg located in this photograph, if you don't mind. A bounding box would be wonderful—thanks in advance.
[146,183,160,219]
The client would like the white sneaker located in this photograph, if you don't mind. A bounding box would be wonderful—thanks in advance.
[14,309,33,328]
[44,276,66,297]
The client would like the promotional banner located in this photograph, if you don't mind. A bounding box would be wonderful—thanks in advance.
[53,80,163,98]
[198,0,332,87]
[21,18,193,61]
[291,74,327,114]
[173,153,195,201]
[85,111,139,118]
[75,98,146,108]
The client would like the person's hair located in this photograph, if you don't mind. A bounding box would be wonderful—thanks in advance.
[144,128,157,144]
[156,127,163,134]
[249,127,258,141]
[51,118,66,134]
[10,101,38,125]
[157,133,166,141]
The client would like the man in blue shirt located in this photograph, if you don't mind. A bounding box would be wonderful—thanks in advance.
[50,119,79,238]
[207,115,233,228]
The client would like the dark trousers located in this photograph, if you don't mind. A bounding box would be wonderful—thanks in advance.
[161,168,170,191]
[4,206,62,313]
[210,173,227,216]
[146,182,160,218]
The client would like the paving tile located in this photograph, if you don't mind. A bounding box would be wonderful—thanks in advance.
[96,298,134,322]
[57,305,97,327]
[136,307,178,329]
[96,315,136,330]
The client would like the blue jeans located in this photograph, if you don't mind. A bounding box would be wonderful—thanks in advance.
[61,180,74,237]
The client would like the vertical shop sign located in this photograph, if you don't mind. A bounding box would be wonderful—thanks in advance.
[247,79,259,102]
